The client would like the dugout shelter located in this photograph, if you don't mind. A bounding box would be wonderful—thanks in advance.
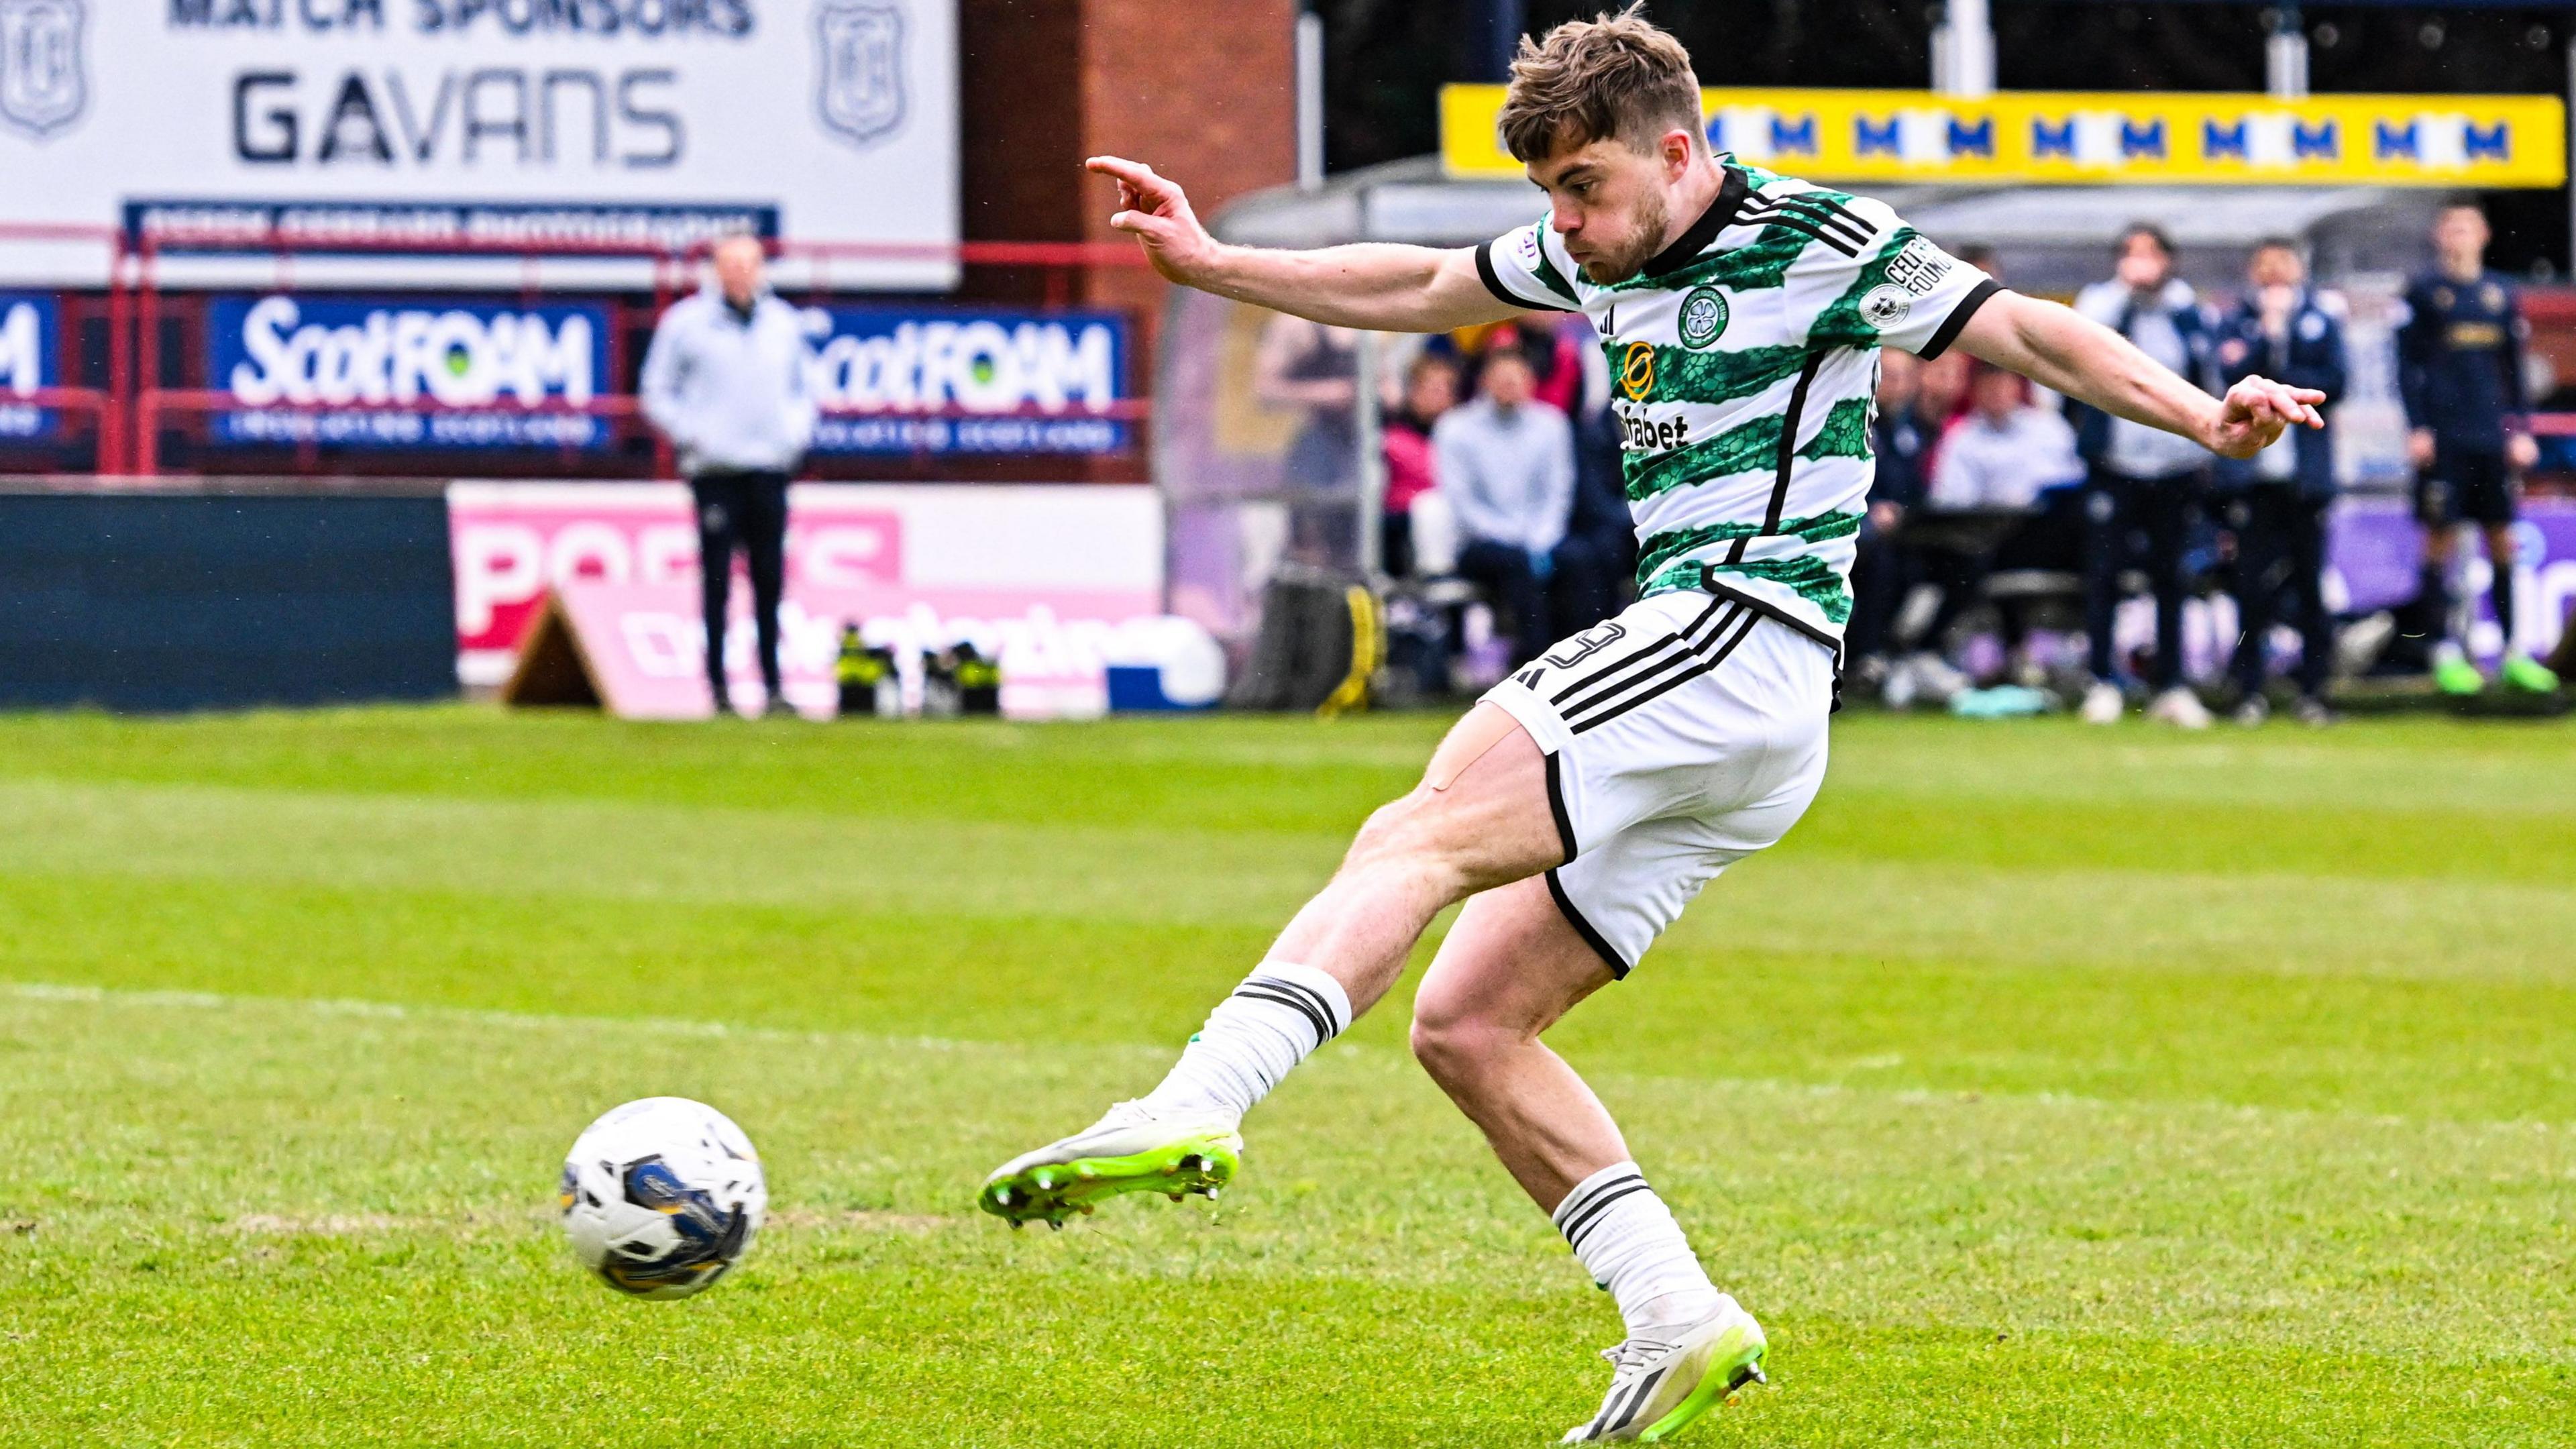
[1157,74,2573,672]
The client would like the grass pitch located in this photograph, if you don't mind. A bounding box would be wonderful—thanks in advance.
[2,706,2573,1446]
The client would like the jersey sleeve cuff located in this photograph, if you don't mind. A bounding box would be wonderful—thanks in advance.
[1475,240,1571,313]
[1917,276,2004,361]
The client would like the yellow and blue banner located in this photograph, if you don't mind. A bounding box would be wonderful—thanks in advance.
[1440,85,2565,188]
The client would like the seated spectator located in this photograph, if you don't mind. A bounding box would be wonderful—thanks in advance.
[1849,350,1929,687]
[1917,362,2086,682]
[1253,312,1361,568]
[1434,349,1602,666]
[1915,347,1971,427]
[1381,353,1460,578]
[1931,364,2085,513]
[1568,400,1637,616]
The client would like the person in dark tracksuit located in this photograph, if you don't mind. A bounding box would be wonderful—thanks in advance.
[2398,201,2560,695]
[2070,223,2222,727]
[640,235,818,716]
[2213,239,2347,727]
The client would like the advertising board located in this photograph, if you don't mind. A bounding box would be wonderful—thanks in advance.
[0,291,58,442]
[445,480,1164,687]
[801,306,1129,456]
[1442,85,2567,188]
[207,294,612,448]
[199,296,1132,455]
[0,1,959,288]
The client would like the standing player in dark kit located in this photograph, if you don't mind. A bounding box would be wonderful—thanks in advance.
[2399,202,2560,695]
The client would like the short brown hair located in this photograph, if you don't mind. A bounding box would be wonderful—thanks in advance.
[2117,222,2174,261]
[1496,5,1703,164]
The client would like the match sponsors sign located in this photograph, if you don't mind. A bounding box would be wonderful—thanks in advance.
[1440,85,2567,188]
[0,292,60,442]
[802,307,1129,455]
[0,1,959,287]
[207,294,612,448]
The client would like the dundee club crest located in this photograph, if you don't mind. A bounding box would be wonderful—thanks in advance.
[0,0,85,142]
[817,1,908,149]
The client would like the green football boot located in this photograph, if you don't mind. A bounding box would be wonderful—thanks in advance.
[2432,651,2485,696]
[978,1100,1240,1228]
[2500,652,2561,694]
[1561,1297,1770,1443]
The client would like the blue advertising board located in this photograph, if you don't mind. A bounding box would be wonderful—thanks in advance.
[0,292,60,443]
[207,295,614,450]
[800,307,1130,455]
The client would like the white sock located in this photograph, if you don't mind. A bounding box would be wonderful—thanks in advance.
[1136,962,1352,1122]
[1553,1162,1723,1336]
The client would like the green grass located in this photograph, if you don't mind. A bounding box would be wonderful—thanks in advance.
[3,706,2574,1445]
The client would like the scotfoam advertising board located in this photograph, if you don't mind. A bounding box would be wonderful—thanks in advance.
[207,294,612,448]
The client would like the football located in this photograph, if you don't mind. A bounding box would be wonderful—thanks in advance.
[558,1097,767,1300]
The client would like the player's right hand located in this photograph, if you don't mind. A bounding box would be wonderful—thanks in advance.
[1087,156,1218,285]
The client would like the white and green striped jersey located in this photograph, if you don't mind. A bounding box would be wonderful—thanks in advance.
[1475,159,2000,646]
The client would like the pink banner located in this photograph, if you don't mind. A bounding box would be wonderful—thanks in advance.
[446,480,1167,693]
[448,483,905,679]
[550,580,1155,720]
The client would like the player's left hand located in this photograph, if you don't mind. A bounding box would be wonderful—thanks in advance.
[2507,432,2541,471]
[2205,374,2326,460]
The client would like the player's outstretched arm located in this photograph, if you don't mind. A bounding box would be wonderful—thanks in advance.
[1088,155,1521,333]
[1953,290,2324,460]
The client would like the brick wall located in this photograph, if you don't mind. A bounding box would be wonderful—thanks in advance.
[955,0,1300,479]
[962,0,1296,297]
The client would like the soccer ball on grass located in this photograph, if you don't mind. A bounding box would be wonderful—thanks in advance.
[559,1097,766,1299]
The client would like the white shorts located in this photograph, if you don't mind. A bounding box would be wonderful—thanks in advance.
[1482,590,1834,977]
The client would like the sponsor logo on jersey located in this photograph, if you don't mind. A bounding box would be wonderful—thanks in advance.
[816,1,908,149]
[1677,286,1729,349]
[1883,235,1953,296]
[1619,339,1656,400]
[1859,284,1914,331]
[1614,400,1691,454]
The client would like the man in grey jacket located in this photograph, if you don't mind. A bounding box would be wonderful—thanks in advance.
[1434,347,1590,667]
[641,235,818,715]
